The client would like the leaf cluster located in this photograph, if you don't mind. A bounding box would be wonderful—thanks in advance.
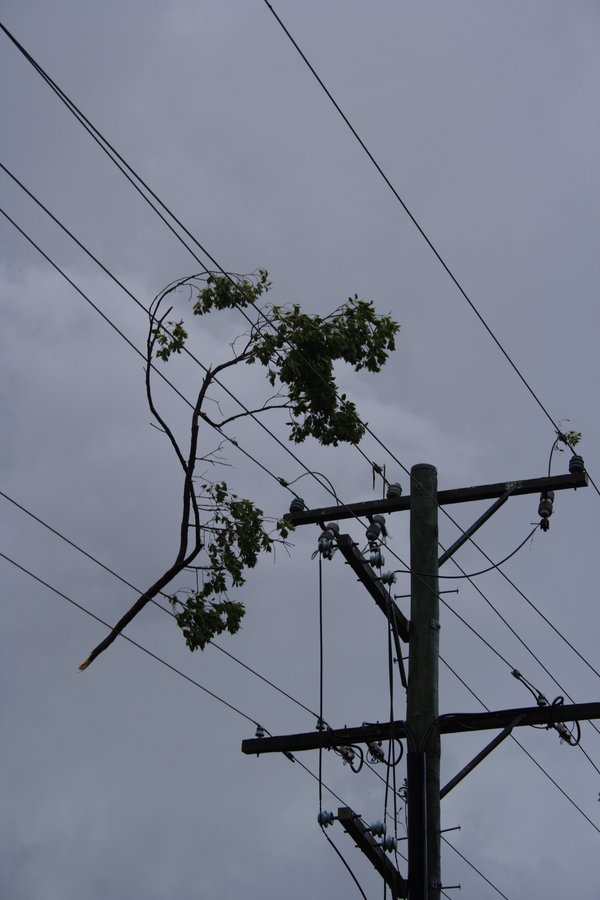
[248,296,399,445]
[171,481,291,651]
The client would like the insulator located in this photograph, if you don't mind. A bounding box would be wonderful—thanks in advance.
[255,724,266,739]
[380,570,397,585]
[318,810,335,828]
[315,718,326,732]
[367,741,385,763]
[538,490,554,520]
[318,535,334,559]
[386,482,403,500]
[339,746,355,765]
[369,548,384,568]
[569,454,585,474]
[366,521,382,541]
[381,835,397,852]
[325,522,340,535]
[289,497,305,513]
[370,821,386,837]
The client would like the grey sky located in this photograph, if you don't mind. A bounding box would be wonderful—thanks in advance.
[2,2,600,898]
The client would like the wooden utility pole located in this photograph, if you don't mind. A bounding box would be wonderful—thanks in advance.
[407,464,440,900]
[242,466,589,898]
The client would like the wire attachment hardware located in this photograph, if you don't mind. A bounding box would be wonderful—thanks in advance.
[315,522,340,560]
[318,810,335,827]
[538,489,554,531]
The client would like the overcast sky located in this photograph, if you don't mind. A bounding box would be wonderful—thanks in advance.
[1,2,600,898]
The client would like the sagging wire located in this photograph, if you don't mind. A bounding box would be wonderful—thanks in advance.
[393,524,540,580]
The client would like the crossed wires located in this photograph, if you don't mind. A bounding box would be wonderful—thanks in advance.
[5,165,596,732]
[5,204,600,845]
[2,487,517,898]
[1,21,598,691]
[2,17,595,888]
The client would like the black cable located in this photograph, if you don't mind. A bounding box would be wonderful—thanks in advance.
[6,202,596,740]
[442,836,512,900]
[440,655,600,837]
[397,525,539,580]
[5,147,599,701]
[0,207,288,495]
[318,554,324,814]
[259,0,588,453]
[5,27,600,845]
[0,549,262,727]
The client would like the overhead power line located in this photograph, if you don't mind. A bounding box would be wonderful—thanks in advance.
[259,1,592,457]
[4,198,597,759]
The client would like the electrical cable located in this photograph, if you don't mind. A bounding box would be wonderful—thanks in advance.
[4,194,595,729]
[440,655,600,837]
[5,204,597,765]
[259,0,600,500]
[0,547,374,899]
[4,21,600,659]
[442,836,512,900]
[0,549,262,727]
[0,514,556,898]
[396,525,539,580]
[0,488,410,807]
[3,28,595,868]
[4,136,598,701]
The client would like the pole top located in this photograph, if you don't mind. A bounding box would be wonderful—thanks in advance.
[411,463,438,475]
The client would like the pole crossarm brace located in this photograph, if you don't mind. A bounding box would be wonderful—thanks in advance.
[438,485,516,567]
[337,806,407,899]
[336,533,409,642]
[284,472,587,527]
[241,701,600,756]
[440,716,523,799]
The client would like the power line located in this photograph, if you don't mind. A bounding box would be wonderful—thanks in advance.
[0,545,373,900]
[440,655,600,837]
[5,200,596,759]
[4,200,594,740]
[0,517,531,898]
[258,1,591,455]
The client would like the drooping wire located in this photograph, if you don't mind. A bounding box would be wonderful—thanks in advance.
[395,525,539,580]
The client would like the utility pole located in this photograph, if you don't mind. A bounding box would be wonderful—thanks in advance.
[242,463,590,898]
[407,464,440,900]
